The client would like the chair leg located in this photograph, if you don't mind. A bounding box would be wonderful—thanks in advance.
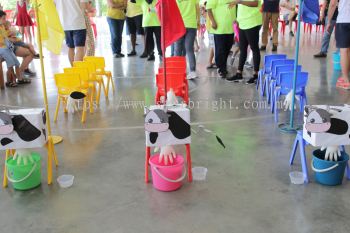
[109,74,116,92]
[54,95,61,123]
[3,149,10,188]
[299,137,309,183]
[82,98,87,123]
[186,144,192,182]
[145,146,151,183]
[89,91,94,114]
[102,79,108,100]
[96,82,102,105]
[274,92,279,123]
[289,135,299,165]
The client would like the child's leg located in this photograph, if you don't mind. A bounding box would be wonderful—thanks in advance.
[25,26,32,44]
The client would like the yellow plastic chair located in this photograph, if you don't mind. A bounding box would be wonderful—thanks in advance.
[83,56,115,98]
[54,73,89,123]
[73,61,106,104]
[64,67,95,113]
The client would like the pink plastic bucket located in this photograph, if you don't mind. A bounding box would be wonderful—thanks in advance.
[149,154,186,192]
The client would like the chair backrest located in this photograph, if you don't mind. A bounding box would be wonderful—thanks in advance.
[156,74,186,92]
[83,56,106,70]
[271,59,295,77]
[64,67,90,82]
[279,72,309,89]
[166,56,186,63]
[158,67,186,75]
[73,61,96,75]
[164,62,186,73]
[275,65,302,82]
[264,54,287,73]
[54,73,82,89]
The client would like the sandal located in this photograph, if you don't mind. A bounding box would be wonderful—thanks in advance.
[336,81,350,90]
[337,77,350,83]
[17,78,31,84]
[6,82,18,88]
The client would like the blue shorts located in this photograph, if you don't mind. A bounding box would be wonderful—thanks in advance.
[64,29,87,48]
[335,23,350,48]
[0,48,20,68]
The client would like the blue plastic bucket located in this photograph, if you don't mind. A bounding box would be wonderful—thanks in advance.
[312,149,349,186]
[333,52,341,71]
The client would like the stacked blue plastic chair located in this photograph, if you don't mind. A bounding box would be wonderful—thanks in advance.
[273,72,309,123]
[263,59,295,103]
[257,54,287,96]
[270,65,302,112]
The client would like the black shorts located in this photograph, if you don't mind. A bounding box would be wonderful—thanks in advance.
[126,15,144,35]
[64,29,87,48]
[336,23,350,48]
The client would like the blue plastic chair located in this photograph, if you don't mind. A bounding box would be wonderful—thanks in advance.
[273,72,309,123]
[270,65,302,111]
[263,59,295,101]
[257,54,287,96]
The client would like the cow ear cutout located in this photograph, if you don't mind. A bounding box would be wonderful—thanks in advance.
[144,107,150,117]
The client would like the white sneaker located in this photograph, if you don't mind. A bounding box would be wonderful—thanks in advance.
[187,71,198,80]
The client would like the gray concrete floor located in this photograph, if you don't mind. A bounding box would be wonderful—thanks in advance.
[1,20,350,233]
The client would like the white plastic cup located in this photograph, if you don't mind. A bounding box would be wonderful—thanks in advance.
[57,175,74,188]
[192,167,208,181]
[289,171,304,185]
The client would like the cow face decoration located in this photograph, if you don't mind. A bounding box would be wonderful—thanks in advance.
[305,107,332,133]
[0,108,48,150]
[144,106,191,147]
[0,112,14,135]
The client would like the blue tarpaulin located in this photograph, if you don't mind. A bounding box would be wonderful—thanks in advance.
[302,0,320,24]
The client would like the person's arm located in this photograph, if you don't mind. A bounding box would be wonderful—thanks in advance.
[207,9,217,29]
[327,0,338,32]
[196,3,200,29]
[319,0,327,22]
[229,0,258,8]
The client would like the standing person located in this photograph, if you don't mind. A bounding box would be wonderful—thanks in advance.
[261,0,280,52]
[328,0,350,89]
[55,0,88,66]
[107,0,127,58]
[314,0,338,58]
[175,0,200,79]
[133,0,162,61]
[206,0,236,78]
[126,0,146,57]
[226,0,262,84]
[15,0,33,44]
[280,0,297,37]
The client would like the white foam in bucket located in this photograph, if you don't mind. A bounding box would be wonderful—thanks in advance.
[192,167,208,181]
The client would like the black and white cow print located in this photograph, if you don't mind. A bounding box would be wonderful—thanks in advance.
[0,108,48,150]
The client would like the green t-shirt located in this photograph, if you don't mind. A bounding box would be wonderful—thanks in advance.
[135,0,160,27]
[206,0,236,34]
[176,0,199,29]
[237,0,262,30]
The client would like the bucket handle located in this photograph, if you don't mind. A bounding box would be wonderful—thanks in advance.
[153,166,187,183]
[6,162,38,183]
[311,159,339,173]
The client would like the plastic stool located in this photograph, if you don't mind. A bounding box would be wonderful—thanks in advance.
[289,131,350,183]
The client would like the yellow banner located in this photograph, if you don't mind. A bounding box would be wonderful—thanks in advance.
[36,0,64,55]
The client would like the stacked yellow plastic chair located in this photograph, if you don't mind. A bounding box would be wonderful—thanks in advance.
[83,56,115,98]
[73,61,106,105]
[54,73,91,123]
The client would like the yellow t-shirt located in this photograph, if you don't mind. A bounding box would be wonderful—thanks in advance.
[0,25,7,48]
[107,0,126,20]
[126,1,143,17]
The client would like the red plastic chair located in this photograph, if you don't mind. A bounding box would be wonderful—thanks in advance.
[158,67,188,93]
[165,56,186,63]
[155,73,189,105]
